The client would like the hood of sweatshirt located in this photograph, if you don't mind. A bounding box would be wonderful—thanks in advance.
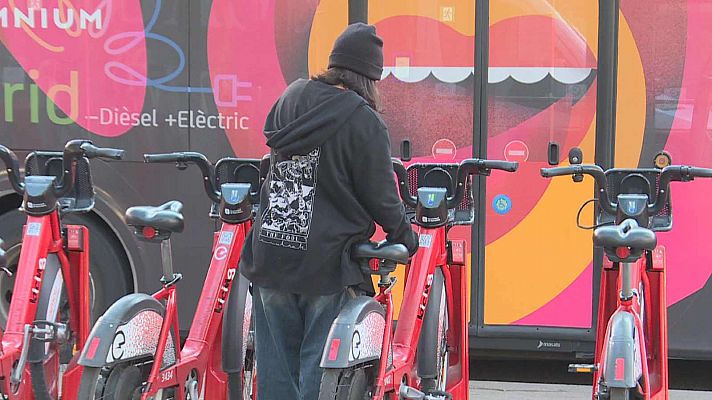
[264,79,366,157]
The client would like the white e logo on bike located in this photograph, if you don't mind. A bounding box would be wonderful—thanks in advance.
[351,331,361,360]
[111,331,126,360]
[214,246,228,261]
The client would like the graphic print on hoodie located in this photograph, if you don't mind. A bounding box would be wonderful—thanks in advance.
[260,148,320,250]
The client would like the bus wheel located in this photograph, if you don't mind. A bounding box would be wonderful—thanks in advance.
[0,209,133,329]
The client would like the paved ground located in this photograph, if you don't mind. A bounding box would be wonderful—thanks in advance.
[470,381,712,399]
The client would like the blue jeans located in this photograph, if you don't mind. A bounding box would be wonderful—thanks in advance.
[253,286,351,400]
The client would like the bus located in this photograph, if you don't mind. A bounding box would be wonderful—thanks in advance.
[1,0,711,361]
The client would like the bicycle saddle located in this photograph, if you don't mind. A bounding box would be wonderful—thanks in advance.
[593,219,656,251]
[125,200,185,233]
[352,241,409,265]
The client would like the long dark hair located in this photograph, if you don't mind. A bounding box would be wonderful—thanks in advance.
[312,67,382,112]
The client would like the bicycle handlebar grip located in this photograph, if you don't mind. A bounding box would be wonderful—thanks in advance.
[80,143,124,160]
[481,160,519,172]
[143,152,185,163]
[688,167,712,178]
[540,166,578,178]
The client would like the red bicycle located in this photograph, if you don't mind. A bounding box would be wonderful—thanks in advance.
[0,140,124,399]
[317,158,517,400]
[76,152,265,399]
[542,149,712,400]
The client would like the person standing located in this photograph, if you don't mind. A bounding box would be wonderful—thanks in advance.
[239,22,418,399]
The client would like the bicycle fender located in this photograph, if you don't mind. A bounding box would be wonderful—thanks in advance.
[320,296,385,369]
[603,312,642,389]
[77,293,177,368]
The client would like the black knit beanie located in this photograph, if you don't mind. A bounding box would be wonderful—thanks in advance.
[328,23,384,81]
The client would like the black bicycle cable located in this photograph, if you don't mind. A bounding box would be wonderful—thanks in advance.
[576,198,614,230]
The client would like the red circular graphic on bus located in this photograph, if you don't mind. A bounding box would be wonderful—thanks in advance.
[504,140,529,162]
[431,139,457,160]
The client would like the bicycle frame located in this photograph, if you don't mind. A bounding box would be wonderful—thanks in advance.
[593,254,668,400]
[371,224,469,400]
[140,220,251,400]
[0,212,91,399]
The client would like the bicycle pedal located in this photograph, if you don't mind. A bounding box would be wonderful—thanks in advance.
[400,385,426,399]
[424,390,453,400]
[30,320,69,344]
[399,385,452,400]
[569,363,598,374]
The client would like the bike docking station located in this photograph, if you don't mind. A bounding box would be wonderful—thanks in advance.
[544,148,712,400]
[0,140,123,399]
[318,139,518,400]
[75,152,267,400]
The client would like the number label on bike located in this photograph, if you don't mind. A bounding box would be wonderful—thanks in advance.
[214,267,237,313]
[417,273,434,320]
[30,258,47,303]
[160,369,174,383]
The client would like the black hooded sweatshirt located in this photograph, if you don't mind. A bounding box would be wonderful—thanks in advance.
[239,79,417,295]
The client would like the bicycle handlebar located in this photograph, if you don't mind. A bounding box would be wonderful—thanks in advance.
[79,143,124,160]
[392,158,519,209]
[144,152,220,202]
[0,145,24,194]
[0,140,125,197]
[540,164,712,215]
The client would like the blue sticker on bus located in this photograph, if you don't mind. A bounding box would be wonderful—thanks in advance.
[492,194,512,215]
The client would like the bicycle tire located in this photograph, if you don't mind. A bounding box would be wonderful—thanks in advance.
[227,354,255,400]
[609,388,630,400]
[416,267,448,392]
[30,254,66,400]
[77,295,170,399]
[78,361,145,400]
[317,367,371,400]
[225,275,255,400]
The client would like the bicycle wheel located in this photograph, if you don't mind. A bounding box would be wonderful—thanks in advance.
[416,267,448,393]
[609,388,630,400]
[30,254,67,399]
[225,275,256,399]
[318,366,375,400]
[79,360,147,400]
[229,350,256,400]
[77,294,175,399]
[227,321,256,400]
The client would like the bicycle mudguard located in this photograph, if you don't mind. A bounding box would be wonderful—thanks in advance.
[222,273,251,373]
[603,312,642,389]
[77,293,177,369]
[320,296,385,369]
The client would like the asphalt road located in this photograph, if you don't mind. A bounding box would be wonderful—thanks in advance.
[468,359,712,399]
[470,381,712,399]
